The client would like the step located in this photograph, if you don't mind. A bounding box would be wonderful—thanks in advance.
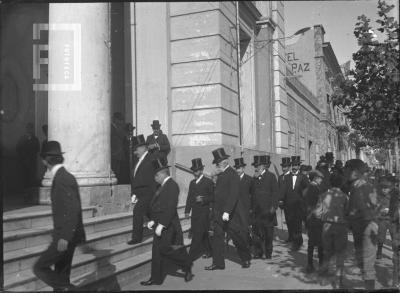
[3,206,96,232]
[5,223,191,291]
[3,212,138,253]
[3,214,191,277]
[3,205,186,253]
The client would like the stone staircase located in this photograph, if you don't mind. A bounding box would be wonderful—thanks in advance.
[3,205,191,291]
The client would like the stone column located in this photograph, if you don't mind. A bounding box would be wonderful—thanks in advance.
[42,3,116,188]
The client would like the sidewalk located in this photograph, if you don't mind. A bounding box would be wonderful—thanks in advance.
[123,219,395,290]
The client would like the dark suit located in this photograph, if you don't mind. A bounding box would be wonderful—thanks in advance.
[278,172,290,239]
[237,174,253,231]
[185,176,214,260]
[33,167,86,289]
[146,131,171,161]
[131,152,157,242]
[281,172,309,248]
[149,178,192,284]
[211,166,251,267]
[252,170,279,257]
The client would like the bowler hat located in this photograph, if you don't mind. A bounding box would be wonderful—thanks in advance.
[40,141,65,158]
[325,152,334,162]
[300,164,312,172]
[152,157,170,173]
[233,157,246,169]
[310,170,324,179]
[281,157,291,167]
[133,134,147,149]
[291,156,301,166]
[212,147,230,164]
[190,158,204,171]
[151,120,161,129]
[252,155,270,167]
[345,159,368,173]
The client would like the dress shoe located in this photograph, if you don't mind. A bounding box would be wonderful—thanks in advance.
[202,253,211,259]
[204,264,225,270]
[184,270,194,282]
[241,260,250,268]
[252,254,262,259]
[140,279,161,286]
[127,239,141,245]
[265,254,272,259]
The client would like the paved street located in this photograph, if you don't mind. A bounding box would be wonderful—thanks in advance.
[124,217,395,290]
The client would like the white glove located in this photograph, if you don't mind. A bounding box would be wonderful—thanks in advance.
[222,212,229,222]
[147,220,155,229]
[155,224,164,236]
[131,194,138,204]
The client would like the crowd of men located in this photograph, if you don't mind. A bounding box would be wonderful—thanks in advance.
[31,124,399,290]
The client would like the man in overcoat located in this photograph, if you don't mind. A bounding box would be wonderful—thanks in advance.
[185,158,214,261]
[146,120,171,161]
[251,155,279,259]
[141,157,193,286]
[278,157,292,242]
[33,141,86,291]
[280,156,309,251]
[128,134,157,245]
[205,148,251,270]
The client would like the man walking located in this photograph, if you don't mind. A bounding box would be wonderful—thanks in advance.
[141,157,193,286]
[128,135,157,245]
[280,156,309,251]
[251,155,279,259]
[346,159,379,290]
[33,141,86,291]
[205,148,251,270]
[185,158,214,261]
[146,120,171,161]
[278,157,292,242]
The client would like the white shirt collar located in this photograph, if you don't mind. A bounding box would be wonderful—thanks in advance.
[240,173,244,179]
[51,164,64,177]
[162,176,171,187]
[284,170,291,175]
[139,150,149,161]
[223,164,230,172]
[261,169,266,176]
[196,174,204,184]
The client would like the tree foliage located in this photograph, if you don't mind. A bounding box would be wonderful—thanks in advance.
[332,0,399,148]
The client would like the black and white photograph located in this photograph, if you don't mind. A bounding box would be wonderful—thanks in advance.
[1,0,399,291]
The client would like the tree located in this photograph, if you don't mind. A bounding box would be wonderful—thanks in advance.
[332,0,399,147]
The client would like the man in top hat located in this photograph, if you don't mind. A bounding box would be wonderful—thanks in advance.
[233,157,254,263]
[33,141,86,291]
[325,152,334,172]
[251,155,279,259]
[300,165,312,181]
[146,120,171,161]
[280,156,309,251]
[128,135,158,245]
[141,157,193,286]
[205,148,251,270]
[185,158,214,261]
[345,159,379,290]
[278,157,292,242]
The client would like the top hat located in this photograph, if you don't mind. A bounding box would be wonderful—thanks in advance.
[252,155,271,167]
[290,156,301,166]
[325,152,334,162]
[40,141,65,158]
[233,157,246,169]
[281,157,291,167]
[152,157,170,173]
[212,147,230,164]
[190,158,204,171]
[151,120,161,129]
[133,134,147,149]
